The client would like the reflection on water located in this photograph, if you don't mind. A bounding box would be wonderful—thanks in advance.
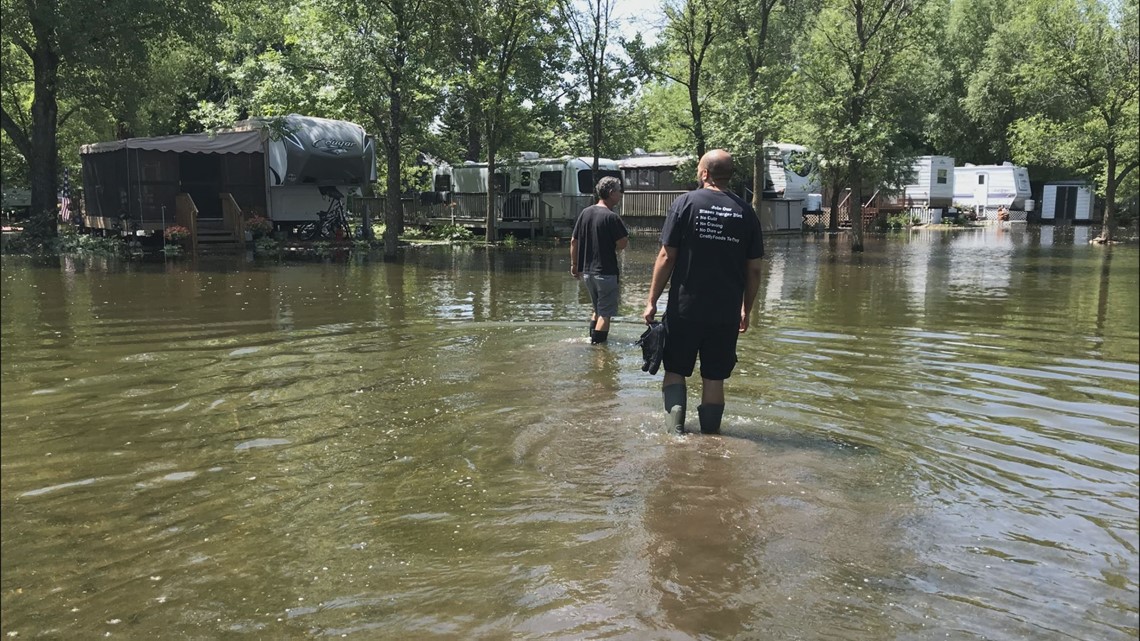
[2,228,1137,640]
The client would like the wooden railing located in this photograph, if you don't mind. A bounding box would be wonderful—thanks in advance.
[221,192,244,241]
[620,191,686,217]
[175,193,198,253]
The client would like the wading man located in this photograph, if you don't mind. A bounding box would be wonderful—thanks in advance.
[642,149,764,434]
[571,176,629,344]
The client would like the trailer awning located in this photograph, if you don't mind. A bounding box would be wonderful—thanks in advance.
[80,129,265,155]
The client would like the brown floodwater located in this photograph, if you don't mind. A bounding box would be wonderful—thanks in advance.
[1,225,1137,640]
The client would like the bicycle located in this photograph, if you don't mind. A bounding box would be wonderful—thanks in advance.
[297,187,352,241]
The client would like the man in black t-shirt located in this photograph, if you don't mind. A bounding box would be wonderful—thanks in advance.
[642,149,764,434]
[571,176,629,344]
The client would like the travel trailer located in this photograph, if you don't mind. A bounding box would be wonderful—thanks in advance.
[765,143,821,201]
[900,156,955,208]
[80,114,376,233]
[1040,181,1096,223]
[448,154,621,235]
[953,162,1032,211]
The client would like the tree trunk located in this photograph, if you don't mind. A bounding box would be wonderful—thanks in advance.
[828,186,840,233]
[751,133,769,231]
[1096,150,1117,244]
[849,161,864,252]
[383,69,404,258]
[485,143,498,243]
[689,82,705,158]
[384,141,401,258]
[28,36,61,238]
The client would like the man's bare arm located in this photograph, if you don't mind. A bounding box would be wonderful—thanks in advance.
[739,256,763,333]
[642,245,678,324]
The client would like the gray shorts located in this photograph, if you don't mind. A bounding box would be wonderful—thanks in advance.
[583,274,620,318]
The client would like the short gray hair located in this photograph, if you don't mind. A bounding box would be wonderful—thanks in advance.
[595,176,623,200]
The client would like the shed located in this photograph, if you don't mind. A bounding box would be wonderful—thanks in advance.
[1040,181,1096,223]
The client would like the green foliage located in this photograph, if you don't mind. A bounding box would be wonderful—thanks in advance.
[427,223,475,242]
[253,236,280,255]
[1004,0,1138,228]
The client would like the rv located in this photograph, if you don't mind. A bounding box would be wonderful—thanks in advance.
[447,154,621,235]
[765,143,821,201]
[80,114,376,233]
[900,156,955,208]
[953,162,1032,213]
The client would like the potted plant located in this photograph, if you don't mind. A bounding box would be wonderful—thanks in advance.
[246,215,273,239]
[164,225,191,246]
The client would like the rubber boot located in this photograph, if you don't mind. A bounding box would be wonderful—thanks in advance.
[698,404,725,434]
[591,330,608,345]
[663,383,687,434]
[588,318,597,340]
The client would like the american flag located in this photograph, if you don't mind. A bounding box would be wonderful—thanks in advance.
[59,168,71,222]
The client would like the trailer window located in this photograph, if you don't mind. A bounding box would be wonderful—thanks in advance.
[937,169,947,184]
[434,174,451,192]
[539,171,562,193]
[978,175,986,185]
[577,169,621,195]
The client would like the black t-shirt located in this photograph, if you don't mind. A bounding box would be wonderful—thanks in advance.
[660,189,764,323]
[571,205,629,276]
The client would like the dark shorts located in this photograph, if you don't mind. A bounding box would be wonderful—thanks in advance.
[662,317,740,380]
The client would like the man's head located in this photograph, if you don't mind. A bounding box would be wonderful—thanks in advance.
[697,149,734,188]
[595,176,624,207]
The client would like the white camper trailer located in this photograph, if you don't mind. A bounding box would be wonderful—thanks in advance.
[901,156,955,208]
[449,154,621,234]
[953,162,1032,213]
[766,143,821,200]
[1040,181,1095,222]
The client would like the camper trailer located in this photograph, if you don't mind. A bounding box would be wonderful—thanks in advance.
[448,154,621,235]
[901,156,955,208]
[80,114,376,234]
[1040,181,1096,223]
[953,162,1032,213]
[765,143,821,200]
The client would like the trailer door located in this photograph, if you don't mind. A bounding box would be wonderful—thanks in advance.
[973,173,989,211]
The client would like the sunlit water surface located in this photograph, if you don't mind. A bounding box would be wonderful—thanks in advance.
[2,225,1137,640]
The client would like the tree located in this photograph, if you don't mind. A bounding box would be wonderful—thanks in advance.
[557,0,629,183]
[446,0,562,242]
[0,0,213,242]
[1006,0,1138,242]
[311,0,443,257]
[712,0,814,223]
[794,0,942,250]
[627,0,723,158]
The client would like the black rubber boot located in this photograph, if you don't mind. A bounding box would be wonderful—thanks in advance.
[588,318,597,340]
[698,404,725,434]
[591,330,609,344]
[663,383,687,434]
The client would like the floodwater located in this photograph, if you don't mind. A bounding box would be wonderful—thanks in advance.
[1,225,1137,640]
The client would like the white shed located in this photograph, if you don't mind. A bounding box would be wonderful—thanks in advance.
[1040,181,1095,222]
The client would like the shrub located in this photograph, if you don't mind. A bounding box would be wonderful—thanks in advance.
[427,224,474,242]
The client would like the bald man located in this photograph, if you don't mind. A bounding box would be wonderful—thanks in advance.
[642,149,765,434]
